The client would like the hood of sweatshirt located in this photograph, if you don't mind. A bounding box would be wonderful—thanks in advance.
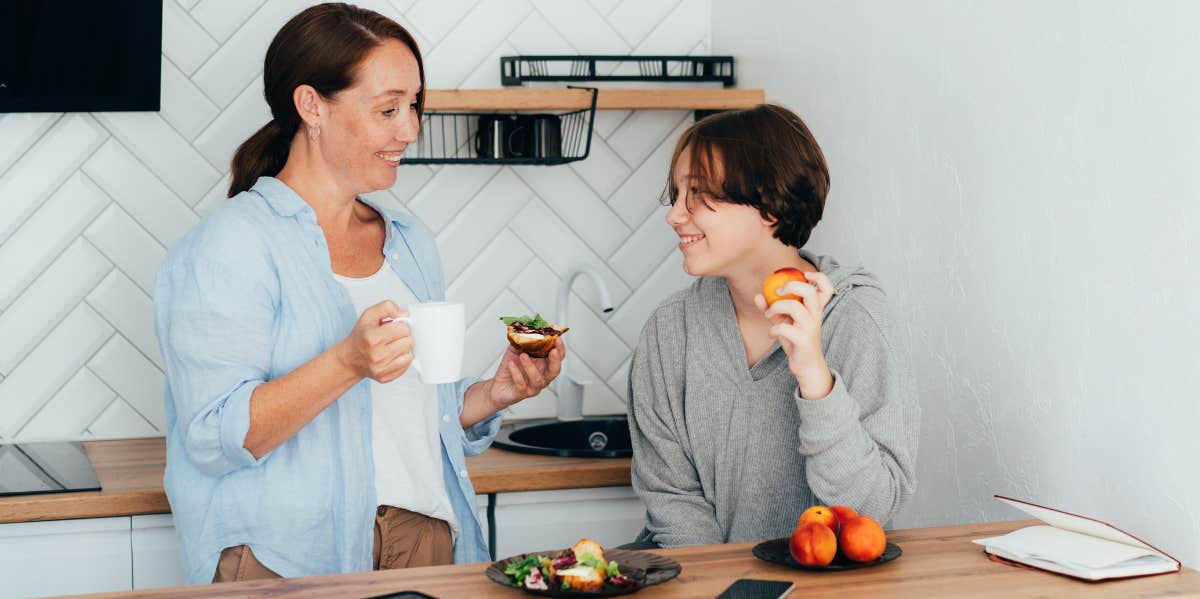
[798,248,884,314]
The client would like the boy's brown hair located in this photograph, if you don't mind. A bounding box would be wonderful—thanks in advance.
[666,104,830,249]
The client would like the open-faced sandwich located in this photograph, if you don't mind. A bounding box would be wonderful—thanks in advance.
[500,314,568,359]
[503,538,635,593]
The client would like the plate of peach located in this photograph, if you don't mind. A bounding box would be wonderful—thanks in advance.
[753,505,902,571]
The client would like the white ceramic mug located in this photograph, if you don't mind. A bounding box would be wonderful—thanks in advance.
[383,301,464,384]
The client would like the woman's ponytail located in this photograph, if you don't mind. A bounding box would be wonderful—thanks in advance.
[227,119,292,197]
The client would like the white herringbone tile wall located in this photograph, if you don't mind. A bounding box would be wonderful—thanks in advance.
[0,0,709,441]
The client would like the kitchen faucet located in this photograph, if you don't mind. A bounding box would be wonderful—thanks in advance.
[554,267,614,421]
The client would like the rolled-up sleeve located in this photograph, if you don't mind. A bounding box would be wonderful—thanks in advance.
[453,376,501,455]
[155,257,277,477]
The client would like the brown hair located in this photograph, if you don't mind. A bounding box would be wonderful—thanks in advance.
[665,104,830,249]
[227,3,425,197]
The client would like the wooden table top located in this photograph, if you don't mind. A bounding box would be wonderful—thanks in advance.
[0,438,631,524]
[66,520,1199,598]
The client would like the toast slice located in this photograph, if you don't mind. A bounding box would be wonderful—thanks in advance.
[506,323,568,358]
[571,538,606,564]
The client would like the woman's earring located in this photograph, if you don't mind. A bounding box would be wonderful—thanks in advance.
[308,125,320,141]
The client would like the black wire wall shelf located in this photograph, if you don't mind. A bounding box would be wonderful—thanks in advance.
[402,87,598,166]
[501,55,735,87]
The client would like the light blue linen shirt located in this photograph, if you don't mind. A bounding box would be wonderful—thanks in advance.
[153,176,500,583]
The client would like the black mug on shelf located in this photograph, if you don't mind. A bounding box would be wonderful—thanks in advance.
[511,114,562,159]
[507,116,532,158]
[475,113,563,159]
[529,114,563,158]
[475,114,512,158]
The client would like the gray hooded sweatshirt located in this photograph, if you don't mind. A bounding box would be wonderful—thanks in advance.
[628,250,920,547]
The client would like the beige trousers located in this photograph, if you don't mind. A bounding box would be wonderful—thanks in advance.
[212,506,453,582]
[211,545,279,583]
[372,505,454,570]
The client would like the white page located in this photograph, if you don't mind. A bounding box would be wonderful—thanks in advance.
[973,525,1162,570]
[995,496,1161,554]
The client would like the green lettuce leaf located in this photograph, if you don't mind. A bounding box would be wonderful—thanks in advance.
[499,313,549,328]
[578,552,603,568]
[504,555,545,585]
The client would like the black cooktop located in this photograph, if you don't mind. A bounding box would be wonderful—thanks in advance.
[0,442,101,497]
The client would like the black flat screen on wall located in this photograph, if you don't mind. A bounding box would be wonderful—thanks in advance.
[0,1,162,112]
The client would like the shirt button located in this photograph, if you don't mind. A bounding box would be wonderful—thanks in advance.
[459,469,468,477]
[390,253,400,260]
[442,414,450,423]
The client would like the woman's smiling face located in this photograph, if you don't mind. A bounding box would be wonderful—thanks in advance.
[319,38,421,194]
[666,144,776,277]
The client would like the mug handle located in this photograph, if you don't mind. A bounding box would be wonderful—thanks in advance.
[508,122,528,158]
[474,122,487,157]
[379,316,423,378]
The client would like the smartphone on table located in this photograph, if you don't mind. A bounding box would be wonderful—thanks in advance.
[715,578,796,599]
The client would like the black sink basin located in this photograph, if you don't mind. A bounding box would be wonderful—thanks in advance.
[493,416,631,458]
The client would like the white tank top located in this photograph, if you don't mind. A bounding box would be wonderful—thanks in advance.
[332,260,458,536]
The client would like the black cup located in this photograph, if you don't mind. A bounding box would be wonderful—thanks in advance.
[505,115,532,158]
[476,114,562,159]
[508,114,562,159]
[529,114,562,158]
[475,115,512,158]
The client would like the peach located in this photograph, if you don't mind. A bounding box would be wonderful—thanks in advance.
[798,506,837,530]
[762,268,808,306]
[829,505,858,531]
[839,515,887,563]
[789,521,837,567]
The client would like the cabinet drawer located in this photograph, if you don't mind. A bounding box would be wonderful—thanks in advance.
[493,487,645,557]
[132,514,189,589]
[0,517,132,598]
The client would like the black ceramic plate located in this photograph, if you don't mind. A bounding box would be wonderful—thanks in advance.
[752,538,902,571]
[485,549,681,597]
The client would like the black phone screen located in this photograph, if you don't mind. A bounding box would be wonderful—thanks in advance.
[715,578,796,599]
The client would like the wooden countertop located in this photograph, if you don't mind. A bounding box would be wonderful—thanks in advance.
[65,520,1200,598]
[0,438,631,524]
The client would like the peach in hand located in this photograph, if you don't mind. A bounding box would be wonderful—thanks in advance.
[762,267,809,306]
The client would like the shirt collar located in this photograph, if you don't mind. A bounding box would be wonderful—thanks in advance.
[250,176,310,218]
[250,176,415,230]
[357,194,415,231]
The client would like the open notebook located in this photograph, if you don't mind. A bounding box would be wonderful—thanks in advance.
[973,495,1181,581]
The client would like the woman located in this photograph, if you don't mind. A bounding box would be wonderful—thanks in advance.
[153,3,562,583]
[627,104,919,547]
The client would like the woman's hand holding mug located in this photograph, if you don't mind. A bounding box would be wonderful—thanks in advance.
[335,300,414,383]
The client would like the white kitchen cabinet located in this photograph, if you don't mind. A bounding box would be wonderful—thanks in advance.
[132,514,189,590]
[491,486,645,558]
[0,486,642,597]
[0,517,132,598]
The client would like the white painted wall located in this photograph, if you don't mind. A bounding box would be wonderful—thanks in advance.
[713,0,1200,566]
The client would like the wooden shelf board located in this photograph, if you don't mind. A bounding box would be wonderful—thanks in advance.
[424,88,764,111]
